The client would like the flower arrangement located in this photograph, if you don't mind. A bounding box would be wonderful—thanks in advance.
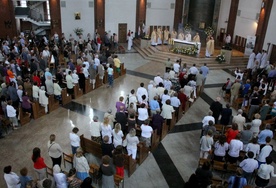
[74,27,84,36]
[184,24,192,32]
[142,35,150,40]
[216,52,226,63]
[204,26,214,36]
[170,44,199,56]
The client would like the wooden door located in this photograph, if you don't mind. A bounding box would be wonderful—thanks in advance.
[118,23,127,43]
[270,44,276,64]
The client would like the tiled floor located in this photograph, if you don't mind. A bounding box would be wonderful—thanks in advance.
[1,44,276,188]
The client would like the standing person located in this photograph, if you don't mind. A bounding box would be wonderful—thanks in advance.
[116,106,128,134]
[90,116,101,143]
[199,130,214,159]
[112,123,124,148]
[152,109,164,135]
[107,64,114,88]
[232,109,246,132]
[200,63,209,84]
[39,86,48,114]
[101,117,112,144]
[53,165,67,188]
[69,127,80,155]
[220,104,232,126]
[73,148,90,181]
[104,109,116,129]
[3,165,21,188]
[230,80,242,105]
[140,119,153,148]
[67,168,82,188]
[239,151,258,182]
[205,36,214,57]
[32,147,47,180]
[227,134,243,164]
[48,134,62,167]
[127,32,133,51]
[160,99,175,129]
[213,135,229,161]
[66,71,74,96]
[113,146,124,177]
[125,128,139,160]
[19,167,33,188]
[98,155,115,188]
[245,137,260,159]
[257,137,273,167]
[250,113,262,137]
[195,161,213,188]
[255,156,276,188]
[6,100,19,129]
[210,97,222,124]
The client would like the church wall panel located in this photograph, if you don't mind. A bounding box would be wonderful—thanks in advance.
[60,0,95,41]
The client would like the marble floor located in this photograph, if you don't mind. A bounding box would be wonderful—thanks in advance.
[1,45,276,188]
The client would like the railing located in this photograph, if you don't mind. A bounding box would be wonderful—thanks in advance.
[29,8,44,22]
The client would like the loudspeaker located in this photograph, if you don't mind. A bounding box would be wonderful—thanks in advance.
[170,3,175,9]
[61,1,66,7]
[237,10,241,16]
[89,1,94,8]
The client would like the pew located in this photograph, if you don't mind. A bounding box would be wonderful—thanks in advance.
[124,154,136,177]
[85,79,93,94]
[169,112,176,131]
[80,134,102,159]
[32,101,46,119]
[151,129,160,151]
[113,67,120,79]
[95,74,103,89]
[73,84,83,99]
[161,122,168,140]
[48,95,60,113]
[137,142,149,165]
[19,107,30,126]
[103,72,108,84]
[177,104,184,121]
[61,89,71,105]
[121,63,126,76]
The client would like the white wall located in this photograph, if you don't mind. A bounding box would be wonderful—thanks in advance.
[216,0,231,35]
[60,0,94,41]
[105,0,136,40]
[264,1,276,57]
[146,0,175,32]
[233,0,261,38]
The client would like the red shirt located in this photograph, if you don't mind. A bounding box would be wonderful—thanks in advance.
[33,76,41,86]
[33,157,47,169]
[226,129,239,143]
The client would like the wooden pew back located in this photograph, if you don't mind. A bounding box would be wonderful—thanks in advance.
[151,129,160,151]
[19,107,30,125]
[137,142,149,165]
[61,89,71,105]
[123,154,136,177]
[80,135,102,158]
[48,95,59,113]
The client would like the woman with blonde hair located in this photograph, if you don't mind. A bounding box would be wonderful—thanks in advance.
[48,134,63,167]
[112,123,124,147]
[126,128,139,159]
[101,116,112,144]
[73,148,90,181]
[251,113,262,137]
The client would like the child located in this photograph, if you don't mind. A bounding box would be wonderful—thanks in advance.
[112,123,124,147]
[19,167,33,188]
[113,146,125,177]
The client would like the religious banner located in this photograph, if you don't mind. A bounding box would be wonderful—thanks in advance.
[244,36,256,56]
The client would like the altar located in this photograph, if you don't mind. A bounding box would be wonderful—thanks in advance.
[173,39,201,54]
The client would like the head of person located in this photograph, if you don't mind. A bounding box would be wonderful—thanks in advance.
[103,116,109,125]
[235,133,241,140]
[76,147,83,157]
[208,120,214,127]
[164,89,168,95]
[165,99,171,105]
[266,156,273,164]
[53,164,61,174]
[266,124,271,130]
[144,119,150,125]
[114,145,123,155]
[102,155,111,165]
[142,95,146,101]
[3,165,12,174]
[119,96,124,102]
[32,147,42,163]
[218,135,226,145]
[68,168,77,177]
[72,127,79,134]
[49,134,56,144]
[114,123,121,133]
[130,89,135,94]
[107,109,112,114]
[103,135,109,143]
[266,136,271,143]
[42,179,52,188]
[226,104,230,109]
[232,123,238,130]
[208,110,213,116]
[237,109,243,115]
[202,161,211,170]
[236,168,243,176]
[247,151,254,159]
[129,128,136,137]
[140,82,144,87]
[246,124,251,130]
[81,177,92,188]
[207,130,213,137]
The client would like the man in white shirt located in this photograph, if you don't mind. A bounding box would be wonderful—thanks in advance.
[189,64,199,75]
[154,73,163,86]
[239,151,258,182]
[260,50,268,69]
[257,137,273,165]
[232,109,246,131]
[228,134,243,164]
[173,60,180,74]
[94,54,100,66]
[82,57,90,70]
[202,111,215,128]
[136,83,148,102]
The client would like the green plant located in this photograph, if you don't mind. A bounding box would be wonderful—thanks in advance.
[204,26,214,36]
[170,44,199,56]
[74,27,84,36]
[216,53,226,63]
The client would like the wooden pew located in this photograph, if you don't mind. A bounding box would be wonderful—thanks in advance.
[137,142,149,165]
[73,84,83,99]
[113,67,120,79]
[121,63,126,76]
[32,101,46,120]
[103,72,108,84]
[177,104,184,121]
[124,154,136,177]
[48,95,60,113]
[169,112,176,131]
[80,135,102,159]
[95,74,103,89]
[151,129,160,151]
[85,79,93,94]
[19,107,30,125]
[61,89,71,105]
[161,122,168,140]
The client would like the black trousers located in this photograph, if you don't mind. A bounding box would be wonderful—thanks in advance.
[51,156,62,167]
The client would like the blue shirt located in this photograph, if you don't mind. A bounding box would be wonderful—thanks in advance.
[149,100,160,111]
[200,66,209,78]
[227,176,247,188]
[258,129,273,144]
[20,175,32,188]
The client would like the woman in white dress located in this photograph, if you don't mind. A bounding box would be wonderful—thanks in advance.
[101,117,112,144]
[250,113,262,137]
[53,165,67,188]
[126,128,139,159]
[112,123,124,147]
[73,148,90,181]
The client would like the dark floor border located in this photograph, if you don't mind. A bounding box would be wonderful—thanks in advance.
[153,143,185,187]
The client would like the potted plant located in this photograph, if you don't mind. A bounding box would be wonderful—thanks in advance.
[74,27,84,36]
